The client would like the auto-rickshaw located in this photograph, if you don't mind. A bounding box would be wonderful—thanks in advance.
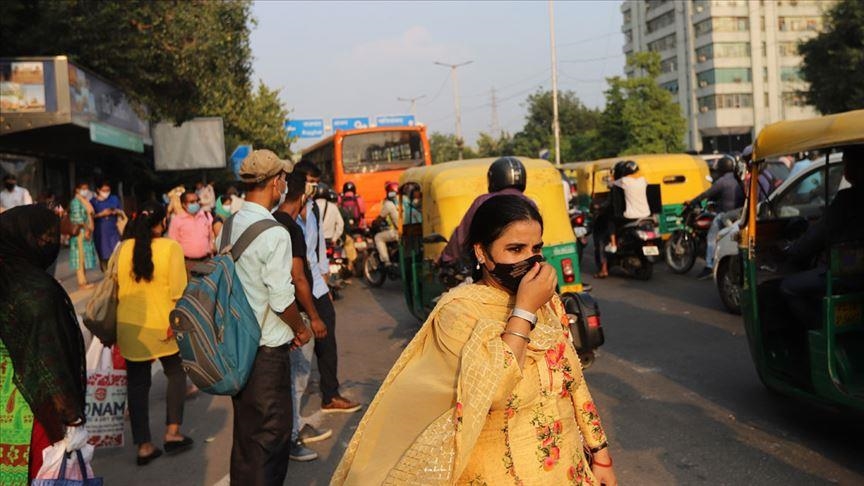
[398,157,604,365]
[562,153,712,237]
[740,109,864,412]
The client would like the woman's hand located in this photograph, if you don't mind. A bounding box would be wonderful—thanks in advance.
[514,262,557,313]
[591,449,617,485]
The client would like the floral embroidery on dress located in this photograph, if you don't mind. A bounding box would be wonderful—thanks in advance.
[505,394,520,419]
[567,456,595,485]
[501,402,524,485]
[531,409,564,471]
[503,348,515,368]
[466,474,489,486]
[580,401,604,443]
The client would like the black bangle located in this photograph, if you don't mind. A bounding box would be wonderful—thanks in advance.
[589,442,608,454]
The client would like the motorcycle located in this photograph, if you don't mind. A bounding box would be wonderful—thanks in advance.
[362,239,400,287]
[665,202,717,274]
[569,207,590,265]
[325,239,350,299]
[605,217,662,280]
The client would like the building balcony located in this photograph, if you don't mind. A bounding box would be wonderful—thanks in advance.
[698,107,754,135]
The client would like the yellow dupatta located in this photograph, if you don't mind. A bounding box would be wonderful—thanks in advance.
[331,283,565,485]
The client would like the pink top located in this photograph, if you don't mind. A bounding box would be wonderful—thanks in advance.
[168,210,213,259]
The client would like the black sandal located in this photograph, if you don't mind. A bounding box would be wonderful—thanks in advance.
[136,448,163,466]
[164,436,194,455]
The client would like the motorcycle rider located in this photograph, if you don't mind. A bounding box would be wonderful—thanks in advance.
[439,156,534,270]
[592,160,651,278]
[401,182,422,225]
[339,181,365,270]
[685,154,744,279]
[374,182,401,269]
[315,183,344,245]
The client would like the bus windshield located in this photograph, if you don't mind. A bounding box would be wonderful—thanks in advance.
[342,131,425,174]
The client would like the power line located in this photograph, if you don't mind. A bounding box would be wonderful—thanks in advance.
[419,72,452,106]
[556,31,619,48]
[561,53,625,64]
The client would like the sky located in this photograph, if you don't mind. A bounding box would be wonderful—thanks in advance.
[249,0,625,150]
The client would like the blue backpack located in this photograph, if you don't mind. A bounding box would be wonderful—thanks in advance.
[169,216,281,395]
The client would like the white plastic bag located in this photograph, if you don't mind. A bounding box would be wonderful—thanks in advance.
[34,443,95,480]
[84,340,127,448]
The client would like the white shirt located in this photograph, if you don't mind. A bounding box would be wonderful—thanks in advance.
[298,200,330,299]
[316,199,344,241]
[380,199,400,229]
[614,176,651,220]
[0,185,33,212]
[217,201,295,347]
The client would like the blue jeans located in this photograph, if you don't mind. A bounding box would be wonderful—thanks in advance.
[705,210,737,269]
[290,316,315,441]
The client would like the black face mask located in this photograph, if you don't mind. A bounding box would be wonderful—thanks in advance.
[486,253,545,294]
[4,183,14,190]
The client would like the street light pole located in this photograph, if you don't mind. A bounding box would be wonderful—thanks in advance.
[435,60,473,159]
[397,95,426,116]
[549,0,561,166]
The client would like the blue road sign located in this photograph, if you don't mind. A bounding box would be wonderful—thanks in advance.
[231,144,253,178]
[332,117,370,131]
[285,119,325,139]
[375,115,416,127]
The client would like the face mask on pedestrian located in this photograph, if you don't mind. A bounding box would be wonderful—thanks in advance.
[4,182,14,190]
[275,177,288,208]
[79,188,92,200]
[99,189,110,199]
[387,191,397,200]
[482,252,545,294]
[186,203,201,214]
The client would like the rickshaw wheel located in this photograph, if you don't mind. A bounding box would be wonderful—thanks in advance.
[363,253,386,287]
[578,350,595,369]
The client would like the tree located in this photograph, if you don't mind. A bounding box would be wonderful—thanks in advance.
[799,0,864,114]
[476,132,515,157]
[0,0,290,158]
[429,132,477,164]
[597,52,686,156]
[511,90,602,162]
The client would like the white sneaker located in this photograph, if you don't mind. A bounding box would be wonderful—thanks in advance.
[604,243,618,253]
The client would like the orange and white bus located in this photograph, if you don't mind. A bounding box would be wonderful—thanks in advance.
[301,125,432,223]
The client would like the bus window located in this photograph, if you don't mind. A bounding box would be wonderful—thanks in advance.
[302,141,335,185]
[342,131,425,174]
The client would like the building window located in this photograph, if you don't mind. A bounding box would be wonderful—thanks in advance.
[647,10,676,34]
[778,17,823,32]
[698,93,754,111]
[624,29,633,43]
[623,10,632,25]
[761,42,767,57]
[661,57,678,73]
[646,0,669,11]
[697,68,752,86]
[764,92,770,107]
[648,33,676,52]
[697,17,749,35]
[694,19,713,36]
[661,80,679,94]
[695,44,713,62]
[782,92,806,107]
[696,42,750,61]
[763,67,769,82]
[778,41,799,56]
[781,67,802,82]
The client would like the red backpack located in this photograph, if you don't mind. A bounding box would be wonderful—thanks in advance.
[340,194,362,225]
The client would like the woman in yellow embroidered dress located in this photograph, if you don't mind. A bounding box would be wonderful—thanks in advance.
[332,195,617,485]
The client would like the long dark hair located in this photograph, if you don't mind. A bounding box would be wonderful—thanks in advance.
[130,201,166,282]
[465,194,543,280]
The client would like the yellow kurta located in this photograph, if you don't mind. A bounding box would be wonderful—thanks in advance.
[332,284,608,485]
[116,238,187,361]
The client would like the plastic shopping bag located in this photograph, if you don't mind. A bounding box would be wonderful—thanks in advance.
[84,340,126,448]
[32,447,102,485]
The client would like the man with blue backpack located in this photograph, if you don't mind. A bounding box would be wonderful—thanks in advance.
[220,150,311,485]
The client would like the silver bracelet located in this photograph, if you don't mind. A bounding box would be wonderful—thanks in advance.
[509,307,538,329]
[502,330,531,343]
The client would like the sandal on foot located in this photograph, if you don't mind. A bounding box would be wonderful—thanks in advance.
[593,272,608,279]
[164,436,194,455]
[136,448,163,466]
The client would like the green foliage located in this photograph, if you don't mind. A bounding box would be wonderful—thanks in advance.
[799,0,864,114]
[0,0,290,158]
[429,132,477,164]
[597,52,686,156]
[476,132,515,157]
[511,90,602,161]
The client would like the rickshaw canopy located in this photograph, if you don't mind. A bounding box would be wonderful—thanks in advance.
[753,109,864,160]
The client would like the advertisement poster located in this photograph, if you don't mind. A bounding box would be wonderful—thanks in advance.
[69,63,150,143]
[0,61,46,112]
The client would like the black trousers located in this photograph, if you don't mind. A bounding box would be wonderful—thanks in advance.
[126,353,186,445]
[230,343,293,486]
[313,293,340,403]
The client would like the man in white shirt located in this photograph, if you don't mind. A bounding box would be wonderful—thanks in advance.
[1,174,33,213]
[315,186,344,243]
[375,182,401,267]
[220,149,310,486]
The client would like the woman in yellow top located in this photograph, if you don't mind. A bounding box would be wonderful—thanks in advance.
[117,201,194,465]
[332,195,617,485]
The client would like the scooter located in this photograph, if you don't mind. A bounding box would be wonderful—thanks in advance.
[665,202,717,274]
[362,239,400,288]
[605,218,662,280]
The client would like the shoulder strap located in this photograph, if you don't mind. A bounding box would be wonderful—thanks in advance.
[230,219,282,261]
[219,214,235,253]
[310,202,322,257]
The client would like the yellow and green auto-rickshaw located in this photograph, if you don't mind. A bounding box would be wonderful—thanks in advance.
[562,153,712,236]
[398,157,604,365]
[739,109,864,412]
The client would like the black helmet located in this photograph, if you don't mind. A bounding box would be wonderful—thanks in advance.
[314,182,331,200]
[613,160,639,180]
[487,156,527,193]
[716,154,736,174]
[325,188,339,203]
[342,181,356,194]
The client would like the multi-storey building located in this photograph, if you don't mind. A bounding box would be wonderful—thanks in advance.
[622,0,834,153]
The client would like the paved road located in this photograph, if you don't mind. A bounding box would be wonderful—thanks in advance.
[91,259,864,485]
